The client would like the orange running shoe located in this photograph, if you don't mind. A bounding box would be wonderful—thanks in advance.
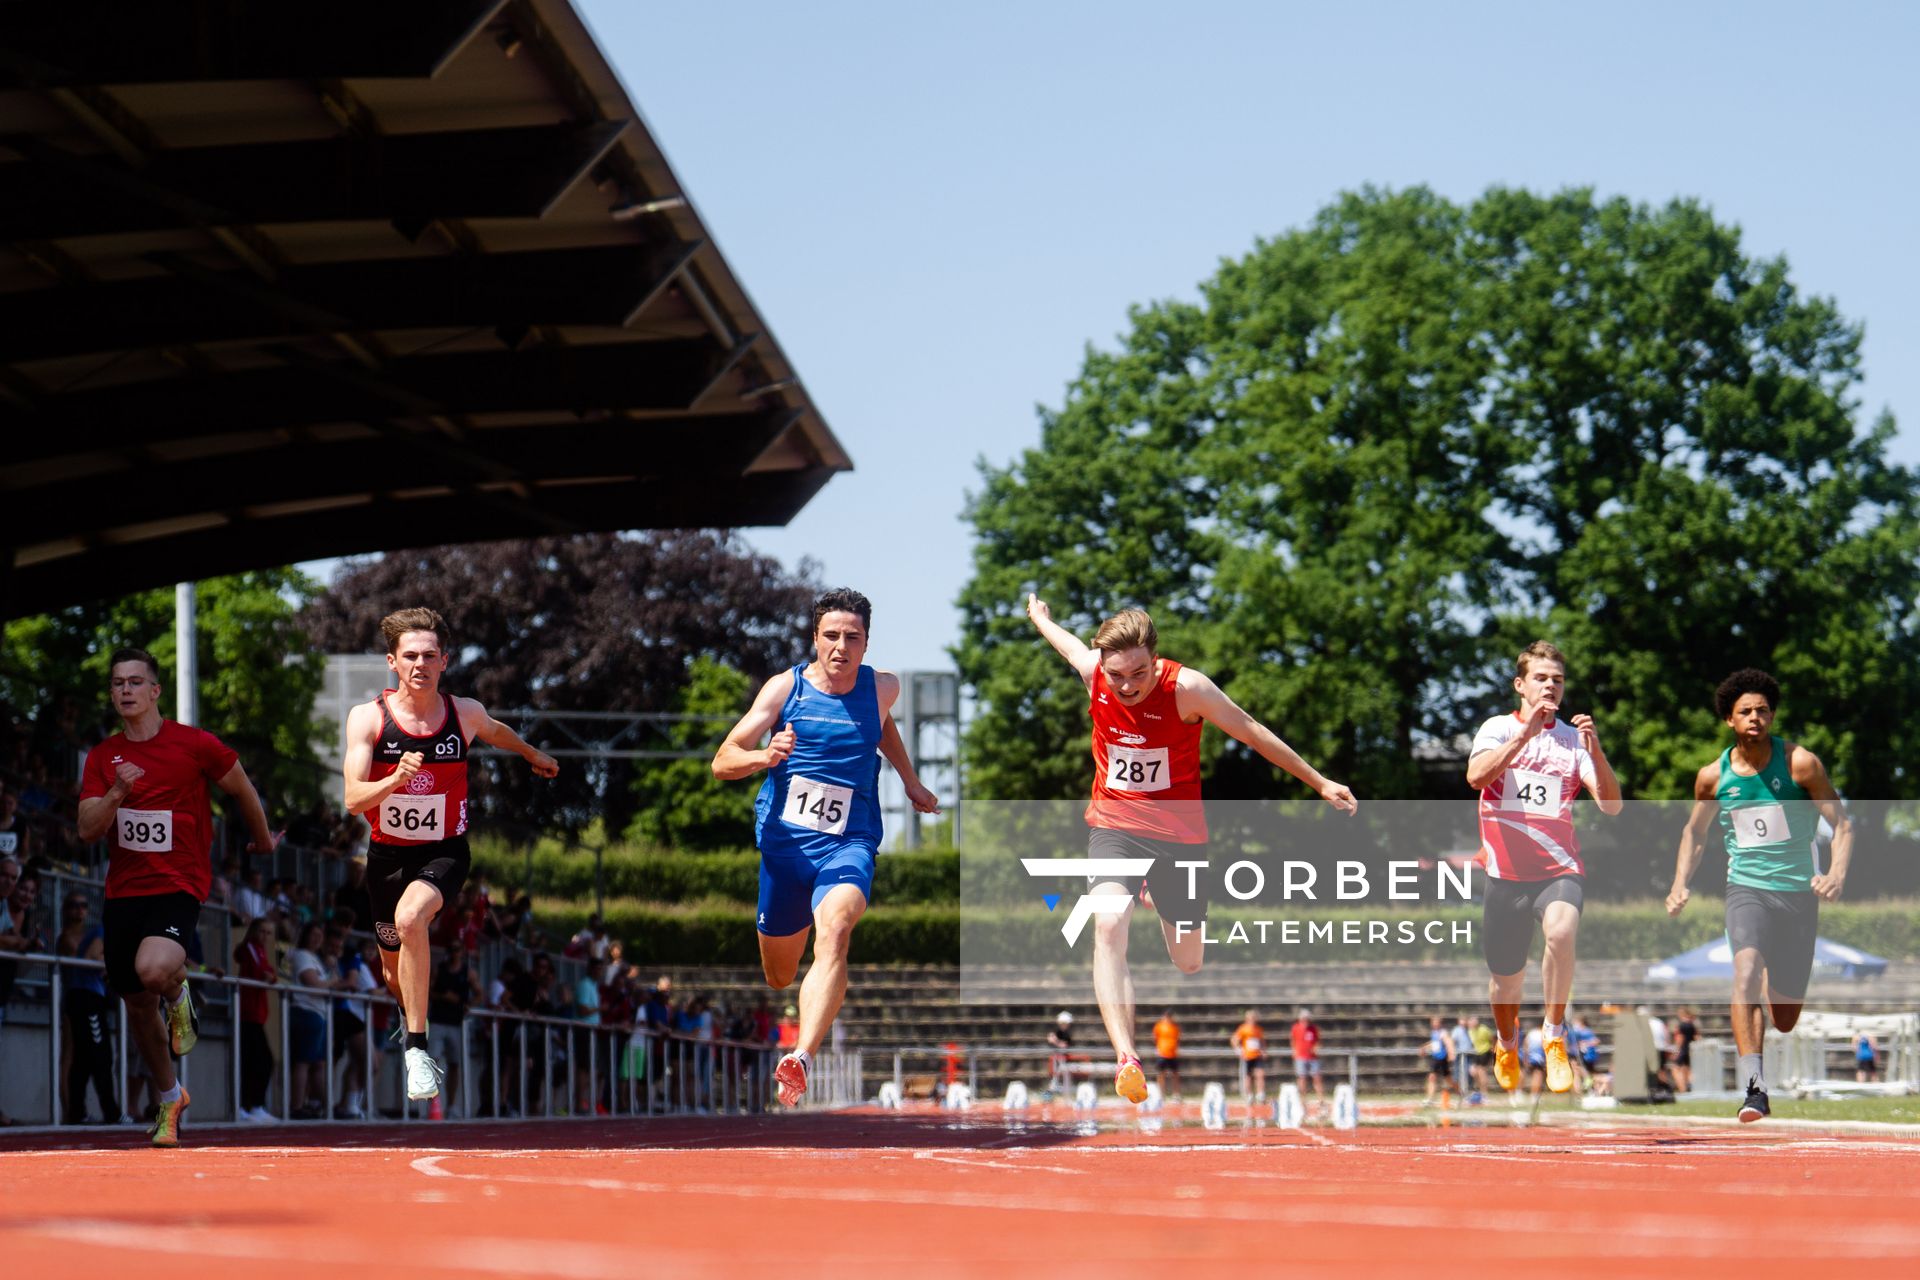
[1493,1042,1521,1092]
[1544,1036,1574,1094]
[1114,1056,1148,1104]
[774,1051,809,1107]
[150,1086,190,1148]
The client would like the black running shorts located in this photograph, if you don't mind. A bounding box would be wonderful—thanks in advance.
[366,835,471,951]
[102,891,202,996]
[1480,875,1584,976]
[1724,884,1818,1001]
[1086,827,1214,926]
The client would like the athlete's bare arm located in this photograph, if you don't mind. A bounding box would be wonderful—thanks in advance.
[1666,761,1722,916]
[1464,702,1556,790]
[1790,745,1852,902]
[1175,669,1357,813]
[342,701,421,815]
[76,763,143,843]
[876,671,941,815]
[213,761,280,852]
[456,698,559,777]
[1026,594,1099,686]
[1570,714,1624,816]
[712,669,799,781]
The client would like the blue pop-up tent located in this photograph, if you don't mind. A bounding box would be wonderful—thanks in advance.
[1646,937,1888,982]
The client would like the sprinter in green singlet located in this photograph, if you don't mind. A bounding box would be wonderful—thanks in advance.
[1666,668,1852,1123]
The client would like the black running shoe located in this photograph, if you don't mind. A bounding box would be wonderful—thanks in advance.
[1738,1085,1770,1123]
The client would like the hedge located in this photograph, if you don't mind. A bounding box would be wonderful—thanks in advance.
[471,838,959,907]
[525,895,1920,967]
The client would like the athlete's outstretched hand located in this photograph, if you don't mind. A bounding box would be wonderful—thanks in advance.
[1665,884,1690,917]
[394,750,425,782]
[527,749,559,779]
[1810,871,1846,903]
[765,722,796,769]
[1319,779,1358,815]
[1026,593,1051,626]
[905,781,942,814]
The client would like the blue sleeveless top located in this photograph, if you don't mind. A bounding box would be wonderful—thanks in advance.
[754,664,884,856]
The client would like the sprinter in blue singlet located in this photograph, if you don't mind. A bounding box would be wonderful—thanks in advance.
[712,588,940,1105]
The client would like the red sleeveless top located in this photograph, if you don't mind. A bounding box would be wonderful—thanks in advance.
[1085,659,1206,844]
[367,690,470,846]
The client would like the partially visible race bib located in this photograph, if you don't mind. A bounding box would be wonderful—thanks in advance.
[116,807,173,852]
[1501,768,1560,816]
[1243,1037,1263,1054]
[1730,802,1787,849]
[379,793,446,841]
[1106,745,1171,793]
[783,775,852,836]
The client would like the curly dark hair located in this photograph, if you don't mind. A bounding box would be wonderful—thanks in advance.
[1714,668,1780,720]
[811,587,872,635]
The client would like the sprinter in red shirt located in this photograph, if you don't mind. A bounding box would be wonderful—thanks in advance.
[1027,597,1356,1104]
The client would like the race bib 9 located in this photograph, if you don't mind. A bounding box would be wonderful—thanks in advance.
[116,807,173,852]
[1730,803,1787,848]
[380,793,446,840]
[1501,768,1561,816]
[1106,745,1171,793]
[783,775,852,835]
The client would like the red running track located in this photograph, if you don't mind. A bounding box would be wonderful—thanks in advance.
[3,1108,1917,1278]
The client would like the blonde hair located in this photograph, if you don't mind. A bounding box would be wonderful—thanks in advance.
[1093,609,1157,656]
[380,607,449,654]
[1515,640,1566,679]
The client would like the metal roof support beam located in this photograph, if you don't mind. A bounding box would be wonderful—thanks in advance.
[0,241,703,365]
[0,0,506,89]
[0,121,627,241]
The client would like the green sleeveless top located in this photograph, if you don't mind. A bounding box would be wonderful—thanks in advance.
[1715,736,1818,892]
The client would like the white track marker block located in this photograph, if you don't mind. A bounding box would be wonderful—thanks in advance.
[1201,1081,1227,1129]
[1331,1083,1358,1130]
[1143,1082,1164,1113]
[1275,1082,1305,1129]
[1002,1081,1030,1112]
[943,1083,972,1110]
[877,1082,902,1109]
[1074,1081,1097,1110]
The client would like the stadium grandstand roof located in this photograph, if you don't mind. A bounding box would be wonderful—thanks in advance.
[0,0,852,619]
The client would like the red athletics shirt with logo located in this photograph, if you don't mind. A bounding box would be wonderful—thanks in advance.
[366,691,470,847]
[1086,659,1206,844]
[80,720,238,901]
[1471,713,1598,880]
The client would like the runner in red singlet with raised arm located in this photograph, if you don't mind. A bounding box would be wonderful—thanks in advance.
[1026,595,1357,1104]
[343,608,557,1107]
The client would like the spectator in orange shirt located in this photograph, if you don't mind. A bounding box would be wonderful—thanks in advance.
[1152,1010,1182,1099]
[776,1003,800,1049]
[1230,1008,1267,1102]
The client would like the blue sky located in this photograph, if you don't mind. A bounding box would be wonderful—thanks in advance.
[345,1,1920,674]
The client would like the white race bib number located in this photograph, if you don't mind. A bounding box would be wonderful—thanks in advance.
[116,807,173,852]
[783,776,852,835]
[1106,745,1171,793]
[1730,803,1787,848]
[1501,768,1560,816]
[1244,1037,1263,1054]
[380,793,446,840]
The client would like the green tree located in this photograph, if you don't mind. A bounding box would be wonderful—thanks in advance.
[957,186,1920,852]
[625,657,758,851]
[1,569,329,809]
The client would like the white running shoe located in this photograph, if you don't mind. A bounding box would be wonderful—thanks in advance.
[237,1106,274,1124]
[405,1046,445,1101]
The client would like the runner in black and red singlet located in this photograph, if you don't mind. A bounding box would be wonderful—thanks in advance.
[1026,596,1357,1104]
[342,608,557,1106]
[76,647,279,1147]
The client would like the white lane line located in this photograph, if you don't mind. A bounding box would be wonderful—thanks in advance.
[404,1155,1920,1255]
